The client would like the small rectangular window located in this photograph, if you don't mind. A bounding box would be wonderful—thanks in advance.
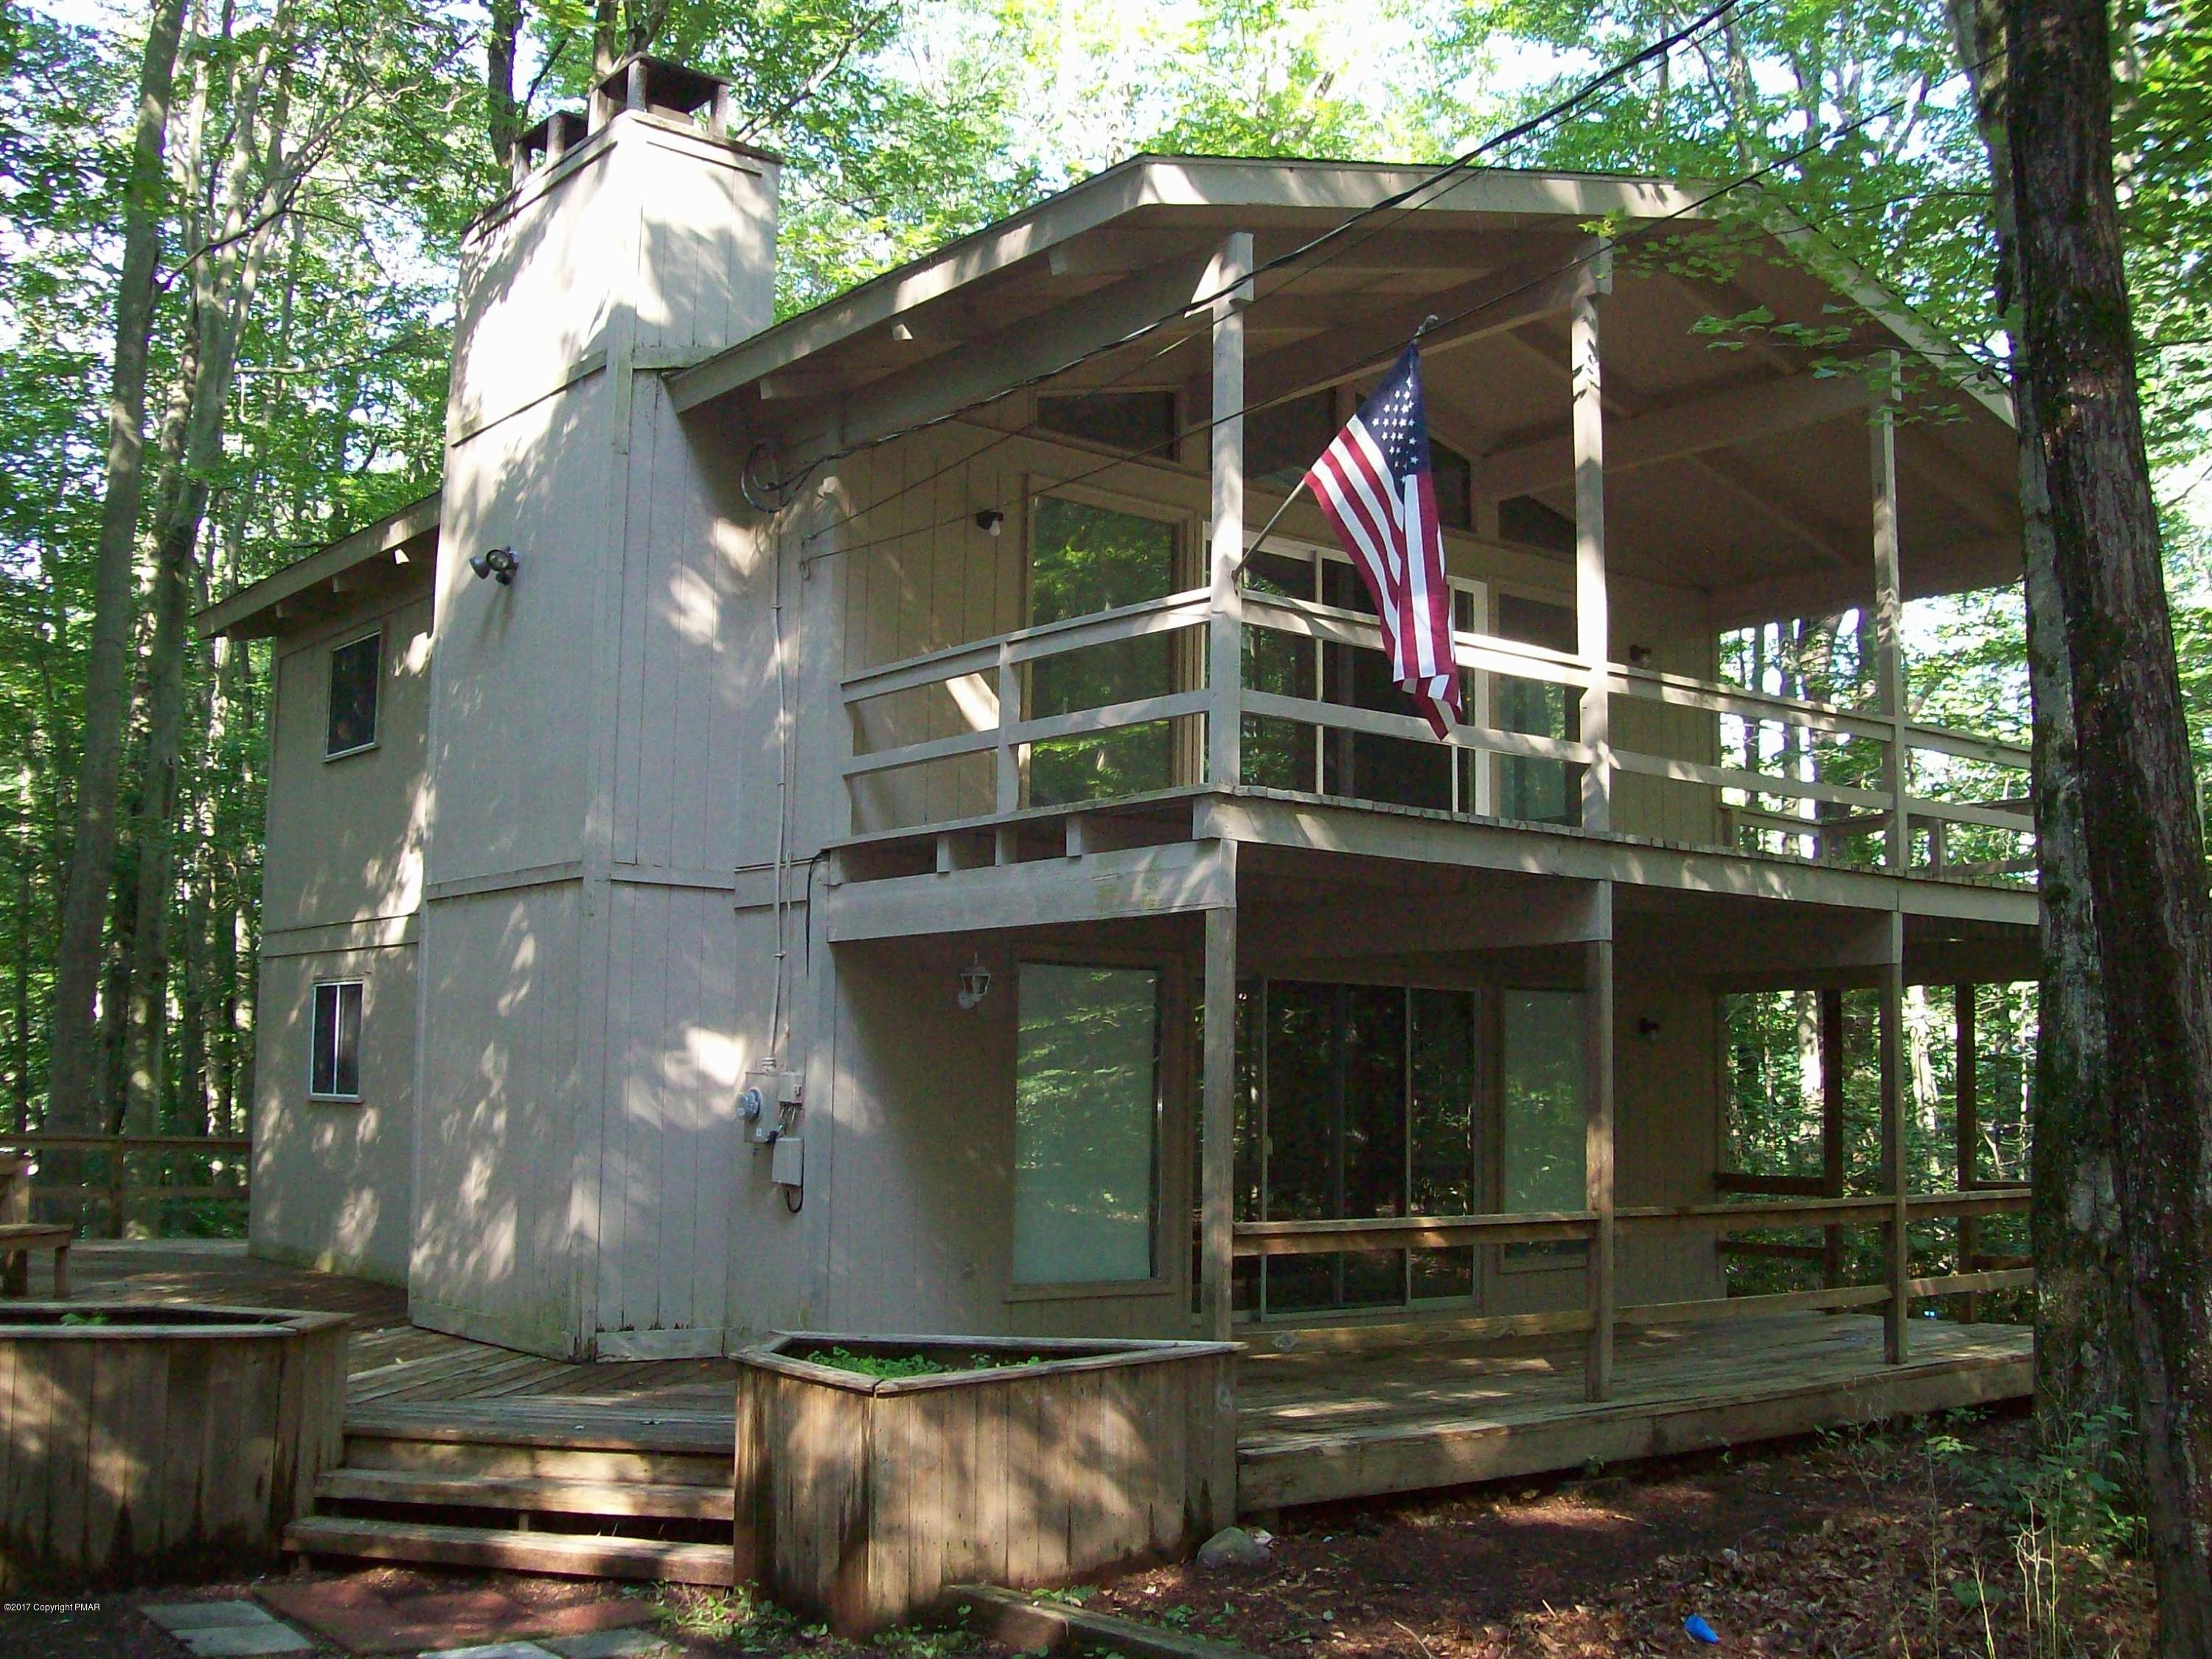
[326,633,381,757]
[1431,440,1473,533]
[310,980,364,1099]
[1037,391,1177,458]
[1499,495,1575,554]
[1012,962,1161,1285]
[1248,390,1338,490]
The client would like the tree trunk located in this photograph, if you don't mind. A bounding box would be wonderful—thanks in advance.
[48,0,189,1142]
[10,849,31,1130]
[2008,0,2212,1644]
[487,0,523,168]
[1941,0,2130,1440]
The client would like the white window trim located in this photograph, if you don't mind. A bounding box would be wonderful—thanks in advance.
[307,978,366,1102]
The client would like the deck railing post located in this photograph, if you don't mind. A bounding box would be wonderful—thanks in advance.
[1207,232,1253,794]
[1955,981,1980,1321]
[995,640,1020,815]
[1820,987,1846,1288]
[1584,880,1616,1400]
[1870,351,1908,870]
[1573,251,1613,835]
[1880,910,1910,1363]
[1200,855,1241,1342]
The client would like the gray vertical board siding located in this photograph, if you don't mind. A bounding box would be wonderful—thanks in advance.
[262,591,435,935]
[250,944,418,1284]
[410,884,588,1356]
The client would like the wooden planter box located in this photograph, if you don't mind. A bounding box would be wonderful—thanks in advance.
[0,1303,349,1590]
[735,1331,1239,1633]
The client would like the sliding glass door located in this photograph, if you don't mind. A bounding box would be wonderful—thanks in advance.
[1234,981,1480,1318]
[1231,978,1586,1321]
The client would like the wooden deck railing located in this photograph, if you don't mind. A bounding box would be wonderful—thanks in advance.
[838,587,2035,879]
[1228,1187,2031,1352]
[1,1133,251,1236]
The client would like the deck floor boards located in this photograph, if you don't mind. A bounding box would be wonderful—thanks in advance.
[65,1242,2031,1508]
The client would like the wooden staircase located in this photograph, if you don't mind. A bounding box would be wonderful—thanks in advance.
[285,1399,740,1585]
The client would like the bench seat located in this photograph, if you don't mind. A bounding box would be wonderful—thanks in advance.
[0,1223,71,1298]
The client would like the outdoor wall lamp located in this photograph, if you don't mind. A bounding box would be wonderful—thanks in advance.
[469,546,521,585]
[957,956,993,1009]
[973,509,1004,538]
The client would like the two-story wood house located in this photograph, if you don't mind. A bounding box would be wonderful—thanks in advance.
[201,60,2038,1500]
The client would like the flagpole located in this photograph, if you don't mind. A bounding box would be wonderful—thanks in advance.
[1232,315,1440,577]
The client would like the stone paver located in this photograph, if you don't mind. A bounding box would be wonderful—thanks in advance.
[144,1603,284,1632]
[417,1644,560,1659]
[540,1631,675,1659]
[142,1601,316,1657]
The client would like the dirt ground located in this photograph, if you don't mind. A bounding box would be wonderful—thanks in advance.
[10,1408,2157,1659]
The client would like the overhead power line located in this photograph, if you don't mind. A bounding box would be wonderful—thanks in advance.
[813,84,1950,574]
[746,0,1766,528]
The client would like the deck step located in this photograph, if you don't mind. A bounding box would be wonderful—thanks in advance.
[285,1515,735,1585]
[317,1467,735,1521]
[342,1405,734,1486]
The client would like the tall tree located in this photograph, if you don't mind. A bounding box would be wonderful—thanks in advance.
[46,0,189,1146]
[1941,0,2127,1433]
[2008,0,2212,1646]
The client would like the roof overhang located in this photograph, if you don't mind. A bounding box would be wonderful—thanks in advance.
[196,489,440,641]
[666,154,2021,622]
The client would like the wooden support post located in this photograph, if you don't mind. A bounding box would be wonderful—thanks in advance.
[1585,881,1616,1401]
[1208,233,1253,794]
[1820,987,1846,1290]
[1573,255,1614,835]
[995,641,1021,815]
[1870,352,1908,871]
[1955,982,1979,1321]
[1880,911,1910,1362]
[1199,847,1241,1342]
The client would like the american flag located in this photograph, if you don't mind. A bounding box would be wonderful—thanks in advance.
[1301,345,1461,738]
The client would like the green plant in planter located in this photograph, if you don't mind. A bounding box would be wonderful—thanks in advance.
[805,1346,1046,1380]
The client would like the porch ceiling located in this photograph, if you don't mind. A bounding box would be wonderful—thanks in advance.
[1236,841,2037,987]
[674,156,2020,624]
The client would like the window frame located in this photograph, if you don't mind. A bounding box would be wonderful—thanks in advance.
[1005,953,1177,1301]
[1237,976,1489,1324]
[324,628,383,760]
[307,978,366,1102]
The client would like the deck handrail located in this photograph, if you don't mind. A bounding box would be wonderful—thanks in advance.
[835,585,2034,876]
[1228,1186,2030,1256]
[1,1133,251,1236]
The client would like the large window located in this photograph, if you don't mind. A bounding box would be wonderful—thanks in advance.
[1499,988,1587,1265]
[310,979,364,1099]
[326,632,381,757]
[1026,496,1193,806]
[1494,594,1582,827]
[1012,963,1162,1285]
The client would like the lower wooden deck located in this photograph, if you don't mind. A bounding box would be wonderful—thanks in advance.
[63,1243,2031,1512]
[1237,1312,2032,1508]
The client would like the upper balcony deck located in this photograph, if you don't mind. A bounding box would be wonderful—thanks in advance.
[669,160,2039,947]
[825,565,2036,938]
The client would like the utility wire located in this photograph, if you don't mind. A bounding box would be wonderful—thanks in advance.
[815,85,1944,574]
[757,0,1765,529]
